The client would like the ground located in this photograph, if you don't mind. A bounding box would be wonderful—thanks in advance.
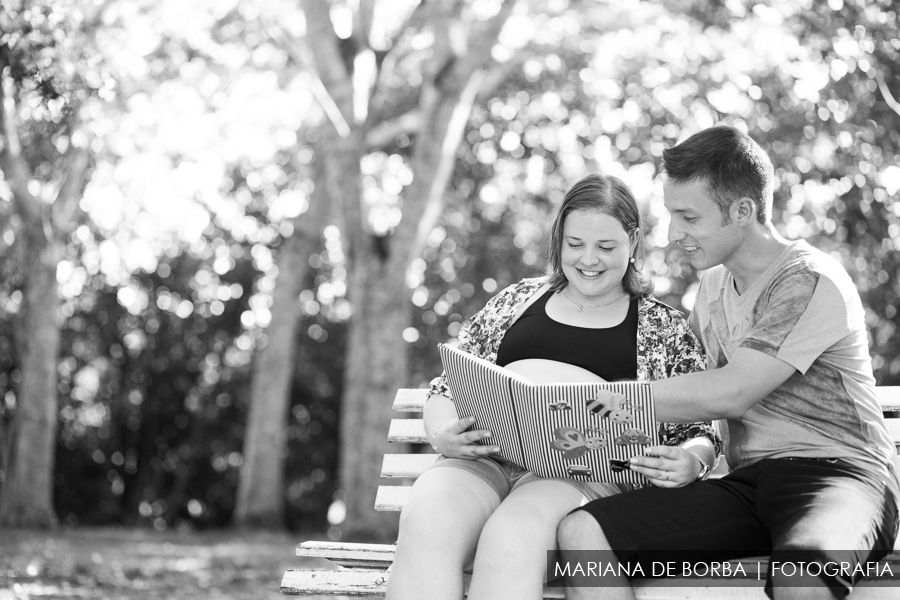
[0,526,334,600]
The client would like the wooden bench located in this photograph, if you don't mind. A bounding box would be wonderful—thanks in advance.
[281,386,900,598]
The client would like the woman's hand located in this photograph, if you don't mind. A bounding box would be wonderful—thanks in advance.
[629,444,702,487]
[433,417,500,461]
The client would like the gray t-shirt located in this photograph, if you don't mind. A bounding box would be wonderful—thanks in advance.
[690,240,899,500]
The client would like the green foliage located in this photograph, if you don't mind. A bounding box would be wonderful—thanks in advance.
[53,224,260,528]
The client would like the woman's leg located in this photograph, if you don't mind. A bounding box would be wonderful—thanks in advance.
[466,478,597,600]
[386,464,503,600]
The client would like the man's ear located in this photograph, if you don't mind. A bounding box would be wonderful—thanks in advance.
[730,197,756,225]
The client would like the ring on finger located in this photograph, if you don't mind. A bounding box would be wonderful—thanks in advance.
[664,471,669,481]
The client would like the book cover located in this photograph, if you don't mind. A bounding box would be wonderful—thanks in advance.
[438,343,657,484]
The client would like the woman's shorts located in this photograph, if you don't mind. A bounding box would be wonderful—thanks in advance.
[430,456,627,502]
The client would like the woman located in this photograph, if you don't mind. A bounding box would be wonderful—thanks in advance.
[386,174,721,600]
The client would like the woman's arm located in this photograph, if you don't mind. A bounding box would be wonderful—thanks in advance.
[424,278,547,458]
[425,393,499,460]
[423,393,460,442]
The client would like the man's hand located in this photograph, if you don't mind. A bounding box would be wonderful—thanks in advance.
[433,417,500,460]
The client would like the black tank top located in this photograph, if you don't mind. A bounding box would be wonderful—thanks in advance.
[495,288,638,381]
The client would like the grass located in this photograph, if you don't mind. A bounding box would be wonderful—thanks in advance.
[0,526,334,600]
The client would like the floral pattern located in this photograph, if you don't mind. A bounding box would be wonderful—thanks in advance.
[428,276,723,457]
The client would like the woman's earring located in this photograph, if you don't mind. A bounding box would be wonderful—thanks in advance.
[629,257,636,264]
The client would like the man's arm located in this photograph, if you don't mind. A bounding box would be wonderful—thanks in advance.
[652,347,797,422]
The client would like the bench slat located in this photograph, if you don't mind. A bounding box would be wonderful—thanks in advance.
[375,485,412,511]
[296,542,900,574]
[389,417,900,449]
[283,568,776,600]
[288,387,900,598]
[281,569,395,597]
[297,541,397,568]
[282,566,900,599]
[387,419,426,444]
[878,387,900,412]
[393,385,900,434]
[392,389,428,413]
[886,419,900,441]
[382,414,900,494]
[381,453,437,478]
[391,387,900,414]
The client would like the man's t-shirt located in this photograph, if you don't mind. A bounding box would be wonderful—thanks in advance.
[690,240,899,500]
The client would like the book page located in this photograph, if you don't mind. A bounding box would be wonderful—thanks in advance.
[510,379,655,484]
[438,344,525,466]
[439,344,657,484]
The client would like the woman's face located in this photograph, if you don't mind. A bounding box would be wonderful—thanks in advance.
[560,209,632,301]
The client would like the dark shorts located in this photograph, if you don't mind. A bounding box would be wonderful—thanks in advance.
[575,458,898,599]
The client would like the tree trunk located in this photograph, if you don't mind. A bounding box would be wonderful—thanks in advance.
[338,247,410,540]
[0,54,90,528]
[297,0,517,540]
[0,235,62,528]
[234,184,329,528]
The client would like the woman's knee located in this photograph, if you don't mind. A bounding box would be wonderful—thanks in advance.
[398,489,462,544]
[397,470,500,548]
[474,505,557,569]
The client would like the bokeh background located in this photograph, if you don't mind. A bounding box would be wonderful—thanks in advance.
[1,1,898,591]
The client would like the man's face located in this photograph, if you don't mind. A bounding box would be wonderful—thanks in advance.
[664,179,739,271]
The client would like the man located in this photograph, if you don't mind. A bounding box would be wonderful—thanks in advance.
[557,126,899,600]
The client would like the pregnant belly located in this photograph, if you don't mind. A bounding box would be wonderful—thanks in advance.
[503,359,607,384]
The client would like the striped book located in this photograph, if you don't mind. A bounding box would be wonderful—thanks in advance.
[439,343,657,485]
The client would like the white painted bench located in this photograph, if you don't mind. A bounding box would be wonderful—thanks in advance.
[281,386,900,598]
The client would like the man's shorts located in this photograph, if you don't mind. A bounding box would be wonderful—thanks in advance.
[430,456,627,502]
[574,457,898,599]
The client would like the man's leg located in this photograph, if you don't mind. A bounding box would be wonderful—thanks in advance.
[557,465,772,600]
[557,510,634,600]
[756,459,898,600]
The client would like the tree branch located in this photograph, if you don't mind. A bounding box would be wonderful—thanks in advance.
[387,0,429,49]
[364,110,421,149]
[874,69,900,118]
[366,1,432,127]
[50,110,91,234]
[476,52,530,102]
[424,1,463,85]
[405,69,486,267]
[363,49,525,150]
[0,54,41,226]
[266,22,352,138]
[299,0,355,127]
[389,0,519,268]
[353,0,375,51]
[456,0,518,77]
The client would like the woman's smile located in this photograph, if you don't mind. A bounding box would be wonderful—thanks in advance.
[561,209,631,303]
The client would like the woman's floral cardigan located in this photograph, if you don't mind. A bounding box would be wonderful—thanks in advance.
[428,277,723,457]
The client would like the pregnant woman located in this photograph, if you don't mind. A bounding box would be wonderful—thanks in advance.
[385,173,721,600]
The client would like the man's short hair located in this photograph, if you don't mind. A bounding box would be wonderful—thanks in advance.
[661,126,774,224]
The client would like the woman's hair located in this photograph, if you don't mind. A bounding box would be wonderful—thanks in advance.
[546,173,651,297]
